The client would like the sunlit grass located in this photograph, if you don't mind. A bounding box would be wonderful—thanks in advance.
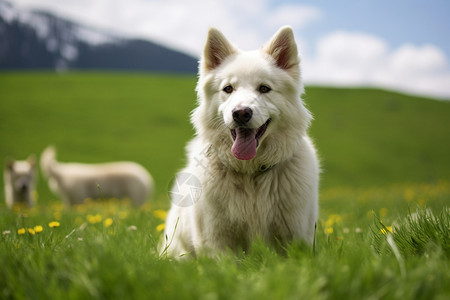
[1,73,449,298]
[0,182,449,299]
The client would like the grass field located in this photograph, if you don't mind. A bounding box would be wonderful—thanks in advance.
[1,72,449,299]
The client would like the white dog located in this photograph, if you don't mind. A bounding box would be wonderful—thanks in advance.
[4,155,37,209]
[40,146,153,206]
[163,26,319,257]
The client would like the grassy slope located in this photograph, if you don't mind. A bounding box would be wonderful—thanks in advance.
[0,72,197,205]
[305,87,450,188]
[0,72,449,299]
[1,72,449,204]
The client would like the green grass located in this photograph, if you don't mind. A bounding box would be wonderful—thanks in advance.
[1,72,449,299]
[1,195,449,299]
[0,72,198,205]
[304,87,450,187]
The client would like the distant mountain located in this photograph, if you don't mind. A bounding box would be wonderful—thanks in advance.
[0,0,198,73]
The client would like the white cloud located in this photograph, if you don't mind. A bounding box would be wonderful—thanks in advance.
[303,31,450,99]
[304,31,388,85]
[10,0,322,56]
[268,4,322,30]
[387,44,447,74]
[8,0,450,99]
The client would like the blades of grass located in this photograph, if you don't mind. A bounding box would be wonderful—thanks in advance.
[386,233,406,278]
[159,217,179,259]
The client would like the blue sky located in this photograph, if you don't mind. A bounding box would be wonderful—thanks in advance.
[9,0,450,99]
[291,0,450,57]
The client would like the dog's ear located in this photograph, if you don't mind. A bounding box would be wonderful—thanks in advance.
[263,26,300,73]
[5,157,15,172]
[27,154,36,168]
[201,28,237,72]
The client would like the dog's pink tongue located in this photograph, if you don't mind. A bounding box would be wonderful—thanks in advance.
[231,128,257,160]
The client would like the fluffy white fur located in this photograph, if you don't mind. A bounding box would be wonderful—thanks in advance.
[40,146,153,206]
[4,155,37,209]
[163,26,319,257]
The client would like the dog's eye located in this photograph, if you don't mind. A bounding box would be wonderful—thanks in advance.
[259,85,271,94]
[223,85,233,94]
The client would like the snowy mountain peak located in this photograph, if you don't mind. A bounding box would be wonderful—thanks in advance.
[0,0,197,72]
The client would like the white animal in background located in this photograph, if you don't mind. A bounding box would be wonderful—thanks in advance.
[163,26,320,257]
[40,146,153,206]
[4,155,37,208]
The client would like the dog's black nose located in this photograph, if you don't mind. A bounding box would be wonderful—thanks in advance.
[232,107,253,124]
[20,184,28,192]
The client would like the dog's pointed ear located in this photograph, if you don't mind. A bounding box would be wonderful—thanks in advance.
[5,157,15,171]
[263,26,300,73]
[201,27,237,72]
[27,154,36,168]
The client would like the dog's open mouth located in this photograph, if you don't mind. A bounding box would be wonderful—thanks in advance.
[231,118,271,160]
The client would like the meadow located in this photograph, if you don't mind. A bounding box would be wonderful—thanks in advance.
[0,72,449,299]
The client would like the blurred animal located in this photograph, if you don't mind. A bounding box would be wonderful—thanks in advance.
[4,155,37,208]
[40,146,153,206]
[163,26,319,257]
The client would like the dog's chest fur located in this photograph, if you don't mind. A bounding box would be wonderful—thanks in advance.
[195,156,306,252]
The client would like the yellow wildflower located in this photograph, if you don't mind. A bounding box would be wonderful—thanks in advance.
[153,210,167,221]
[324,227,333,235]
[49,221,60,228]
[18,228,26,235]
[87,214,102,224]
[156,223,165,232]
[381,226,393,235]
[28,228,35,235]
[325,214,342,227]
[104,218,113,227]
[34,225,43,233]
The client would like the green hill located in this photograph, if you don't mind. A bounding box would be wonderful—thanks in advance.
[1,72,449,205]
[305,87,450,188]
